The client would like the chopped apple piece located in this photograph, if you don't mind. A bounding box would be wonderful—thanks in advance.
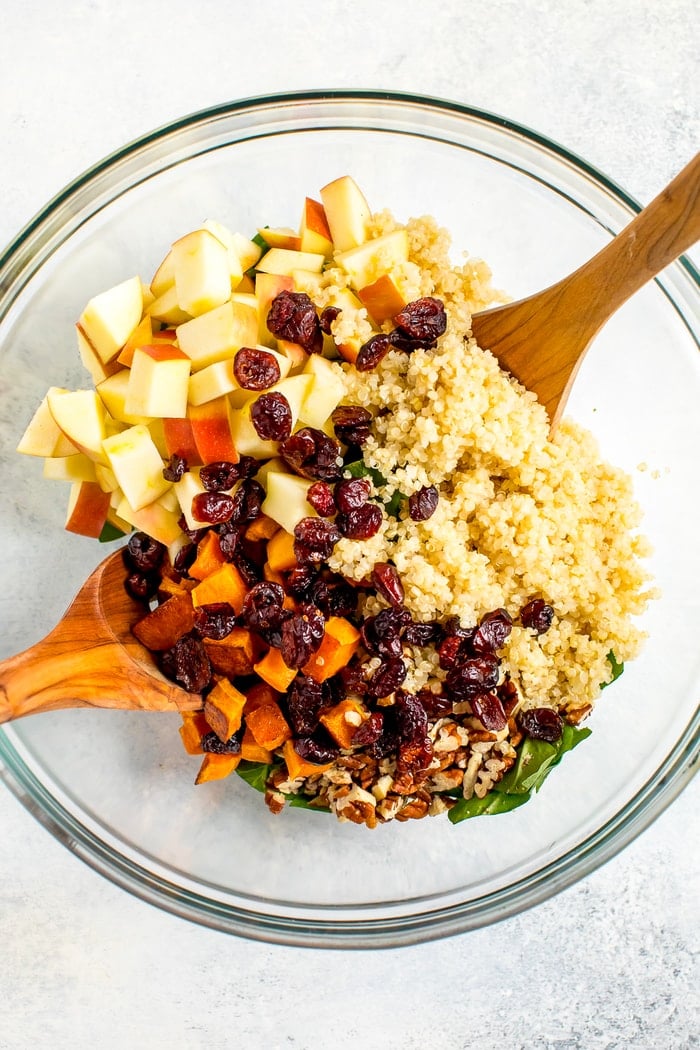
[97,370,151,426]
[258,226,301,251]
[256,247,325,277]
[147,285,191,326]
[78,275,143,364]
[261,471,316,534]
[102,424,171,511]
[94,463,120,492]
[65,480,111,538]
[201,220,244,288]
[230,374,313,459]
[173,468,212,531]
[16,389,69,457]
[335,229,409,291]
[116,314,154,367]
[171,228,231,316]
[188,359,238,407]
[47,388,109,464]
[357,273,408,324]
[43,454,97,483]
[299,355,346,428]
[162,417,201,464]
[125,344,191,419]
[299,198,333,257]
[319,175,371,252]
[150,249,175,297]
[229,231,263,272]
[176,300,258,372]
[147,417,169,459]
[115,493,184,546]
[76,325,122,384]
[188,396,238,464]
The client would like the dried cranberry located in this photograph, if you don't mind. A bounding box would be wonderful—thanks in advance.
[233,479,265,522]
[266,290,322,354]
[355,332,395,372]
[233,346,281,390]
[173,541,197,576]
[241,581,285,632]
[393,297,447,344]
[362,606,411,658]
[199,461,241,491]
[160,633,211,693]
[177,515,206,544]
[286,676,325,735]
[124,570,160,603]
[471,692,508,732]
[201,729,243,755]
[371,563,405,608]
[438,635,465,670]
[218,524,245,560]
[306,481,336,517]
[416,688,453,719]
[404,621,441,647]
[193,602,237,640]
[408,485,439,522]
[442,616,474,641]
[498,675,520,717]
[520,707,563,743]
[191,491,236,525]
[337,662,368,696]
[319,305,341,334]
[287,566,318,599]
[279,604,325,669]
[520,598,555,634]
[232,547,263,588]
[335,477,371,513]
[395,691,433,773]
[366,657,407,698]
[279,428,343,482]
[331,405,373,447]
[336,503,383,540]
[293,735,339,765]
[351,710,384,746]
[445,654,500,699]
[311,577,358,618]
[162,454,187,483]
[472,608,513,653]
[124,532,165,573]
[293,517,340,565]
[250,392,292,442]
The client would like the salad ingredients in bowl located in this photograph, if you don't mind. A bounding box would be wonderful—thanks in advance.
[16,175,655,828]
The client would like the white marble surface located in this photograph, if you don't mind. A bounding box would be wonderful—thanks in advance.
[0,2,698,1047]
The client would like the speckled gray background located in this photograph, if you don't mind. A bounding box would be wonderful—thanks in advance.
[1,2,698,1048]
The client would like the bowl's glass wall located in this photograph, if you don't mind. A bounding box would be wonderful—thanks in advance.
[0,95,698,946]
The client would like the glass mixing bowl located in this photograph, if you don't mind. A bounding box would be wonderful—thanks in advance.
[0,92,698,948]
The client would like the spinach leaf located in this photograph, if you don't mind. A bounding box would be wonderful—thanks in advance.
[236,759,280,793]
[251,229,269,250]
[601,650,624,689]
[98,521,129,543]
[287,794,330,813]
[344,460,406,517]
[448,723,592,824]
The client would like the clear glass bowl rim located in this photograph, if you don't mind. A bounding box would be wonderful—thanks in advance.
[0,89,697,949]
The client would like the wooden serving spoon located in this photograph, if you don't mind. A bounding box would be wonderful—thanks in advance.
[470,151,700,429]
[0,550,201,723]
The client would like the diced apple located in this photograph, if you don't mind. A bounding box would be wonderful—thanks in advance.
[150,249,176,297]
[47,388,109,464]
[188,396,238,464]
[106,503,132,536]
[202,220,244,289]
[151,327,179,344]
[253,456,288,486]
[147,285,191,326]
[171,228,231,316]
[42,453,97,483]
[299,198,334,257]
[229,231,263,272]
[115,493,184,546]
[274,339,308,373]
[97,370,152,426]
[261,471,316,534]
[173,468,212,531]
[357,272,408,324]
[102,424,171,511]
[162,417,201,464]
[65,480,111,538]
[176,300,258,372]
[290,269,325,297]
[147,418,169,459]
[258,226,301,251]
[16,389,69,457]
[188,359,238,407]
[76,325,122,384]
[116,314,154,367]
[299,355,346,428]
[78,275,143,364]
[125,344,191,419]
[94,463,120,492]
[230,374,313,458]
[319,175,371,252]
[335,229,409,291]
[52,432,81,457]
[256,247,325,277]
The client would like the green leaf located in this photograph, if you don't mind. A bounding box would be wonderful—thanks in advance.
[286,794,330,813]
[601,650,624,689]
[98,521,130,543]
[251,230,269,250]
[448,788,530,823]
[496,738,560,795]
[345,459,387,487]
[236,759,280,793]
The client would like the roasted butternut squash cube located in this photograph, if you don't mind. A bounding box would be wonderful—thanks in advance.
[319,698,369,750]
[281,739,334,780]
[204,677,247,742]
[302,616,361,682]
[195,752,241,784]
[245,701,292,751]
[204,627,258,677]
[189,530,226,580]
[266,529,297,572]
[179,710,210,755]
[245,514,280,542]
[132,591,196,651]
[191,562,248,614]
[254,647,297,692]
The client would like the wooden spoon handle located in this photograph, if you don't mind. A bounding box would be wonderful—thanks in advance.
[555,150,700,335]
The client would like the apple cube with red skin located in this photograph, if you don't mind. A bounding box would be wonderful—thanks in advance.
[65,480,111,538]
[78,275,143,365]
[125,344,191,419]
[256,247,325,277]
[188,396,238,464]
[299,198,333,257]
[257,227,301,251]
[97,370,151,426]
[114,492,184,546]
[319,175,371,252]
[162,417,201,465]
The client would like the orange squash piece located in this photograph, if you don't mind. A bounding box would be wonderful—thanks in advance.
[240,726,274,764]
[281,739,333,780]
[204,677,247,742]
[266,529,297,572]
[245,701,292,750]
[245,514,280,542]
[254,647,297,692]
[319,698,369,750]
[132,592,196,651]
[204,627,259,677]
[302,616,361,683]
[263,564,287,587]
[195,752,241,784]
[179,710,210,755]
[189,530,226,581]
[191,562,248,614]
[243,681,281,715]
[357,273,408,324]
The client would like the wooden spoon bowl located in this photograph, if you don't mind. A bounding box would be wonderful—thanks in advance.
[0,550,201,723]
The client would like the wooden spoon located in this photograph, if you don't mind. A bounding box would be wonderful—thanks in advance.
[0,550,201,723]
[470,151,700,429]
